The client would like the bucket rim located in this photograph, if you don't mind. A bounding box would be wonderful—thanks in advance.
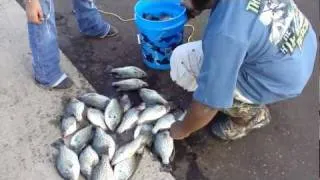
[134,0,187,23]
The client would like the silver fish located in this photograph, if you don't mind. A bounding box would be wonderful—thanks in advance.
[152,114,176,134]
[112,79,148,92]
[111,66,147,79]
[79,93,110,110]
[79,145,99,179]
[91,155,115,180]
[154,131,174,165]
[70,125,93,153]
[65,98,85,122]
[139,88,168,105]
[92,127,116,159]
[120,94,132,113]
[104,98,123,131]
[114,155,138,180]
[116,105,146,134]
[137,105,170,124]
[173,109,187,122]
[133,124,153,139]
[111,136,144,165]
[61,116,77,137]
[53,140,80,180]
[87,108,108,130]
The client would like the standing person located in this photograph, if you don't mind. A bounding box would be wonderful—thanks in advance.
[25,0,118,89]
[169,0,317,140]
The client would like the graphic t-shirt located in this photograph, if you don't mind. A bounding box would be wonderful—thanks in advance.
[193,0,318,108]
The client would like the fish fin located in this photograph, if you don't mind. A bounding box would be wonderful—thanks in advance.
[160,164,173,172]
[111,71,121,78]
[51,138,65,149]
[112,82,119,87]
[166,102,177,111]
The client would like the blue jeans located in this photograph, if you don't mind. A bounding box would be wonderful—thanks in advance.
[27,0,110,86]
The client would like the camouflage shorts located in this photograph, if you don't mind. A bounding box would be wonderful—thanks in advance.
[222,100,271,127]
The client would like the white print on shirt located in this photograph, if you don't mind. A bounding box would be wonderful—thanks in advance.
[246,0,309,54]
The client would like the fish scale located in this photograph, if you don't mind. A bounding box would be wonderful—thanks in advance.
[112,79,149,92]
[65,98,85,122]
[79,145,99,179]
[53,140,80,180]
[104,98,123,131]
[154,131,174,165]
[79,93,110,110]
[137,105,170,124]
[87,108,108,130]
[114,155,138,180]
[91,155,115,180]
[92,127,116,159]
[60,116,77,137]
[111,66,147,79]
[70,125,93,154]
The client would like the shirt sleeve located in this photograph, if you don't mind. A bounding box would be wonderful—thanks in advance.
[193,34,248,109]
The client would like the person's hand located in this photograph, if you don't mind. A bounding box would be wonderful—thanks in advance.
[170,121,191,140]
[25,0,44,24]
[181,0,202,19]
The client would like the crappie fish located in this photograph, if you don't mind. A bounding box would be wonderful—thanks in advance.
[112,79,148,92]
[87,108,107,130]
[70,125,93,153]
[91,155,115,180]
[139,88,168,105]
[137,105,170,124]
[114,155,138,180]
[79,145,99,179]
[154,131,174,165]
[116,105,146,134]
[65,98,85,122]
[52,139,80,180]
[61,116,77,137]
[79,93,110,110]
[111,136,144,165]
[152,114,176,134]
[133,124,153,139]
[111,66,147,79]
[134,124,153,147]
[92,127,116,159]
[104,98,123,131]
[120,94,132,113]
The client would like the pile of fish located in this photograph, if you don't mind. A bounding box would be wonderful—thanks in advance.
[52,66,187,180]
[142,13,173,21]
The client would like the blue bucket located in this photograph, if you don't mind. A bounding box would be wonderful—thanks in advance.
[134,0,187,70]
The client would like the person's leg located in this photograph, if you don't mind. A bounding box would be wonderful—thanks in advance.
[72,0,116,38]
[170,41,203,92]
[28,0,71,88]
[211,100,271,140]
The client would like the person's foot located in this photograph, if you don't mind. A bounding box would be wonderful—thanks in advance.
[35,76,73,90]
[211,109,271,140]
[211,114,248,140]
[52,77,73,89]
[100,25,119,39]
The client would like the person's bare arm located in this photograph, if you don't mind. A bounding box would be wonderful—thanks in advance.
[170,100,218,140]
[25,0,44,24]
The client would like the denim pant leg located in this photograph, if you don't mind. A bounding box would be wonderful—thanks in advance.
[27,0,64,86]
[73,0,110,37]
